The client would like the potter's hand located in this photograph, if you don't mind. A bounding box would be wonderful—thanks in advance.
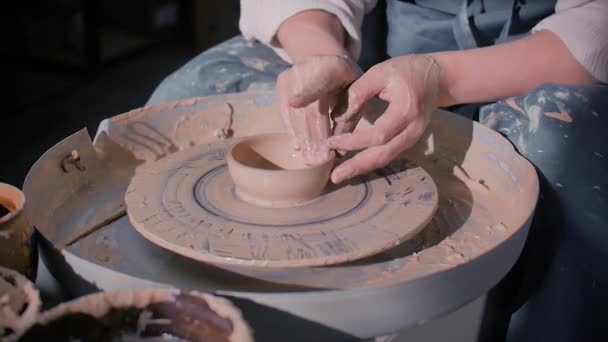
[277,55,361,165]
[328,55,442,183]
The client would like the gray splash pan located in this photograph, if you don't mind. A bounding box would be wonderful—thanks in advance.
[23,91,538,339]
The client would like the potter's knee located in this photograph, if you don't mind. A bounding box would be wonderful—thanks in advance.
[146,72,180,105]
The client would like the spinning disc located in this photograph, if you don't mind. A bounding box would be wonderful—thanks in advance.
[126,140,438,268]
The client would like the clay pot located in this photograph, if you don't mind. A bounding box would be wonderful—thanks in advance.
[0,266,40,340]
[227,133,335,207]
[0,183,37,281]
[18,288,254,342]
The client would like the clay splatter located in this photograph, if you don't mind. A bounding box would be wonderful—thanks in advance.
[524,105,541,134]
[505,98,524,113]
[240,57,271,71]
[544,111,573,123]
[554,90,570,100]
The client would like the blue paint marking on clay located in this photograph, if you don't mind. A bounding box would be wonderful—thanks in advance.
[192,164,372,228]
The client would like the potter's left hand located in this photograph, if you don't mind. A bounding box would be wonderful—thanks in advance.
[277,55,361,165]
[327,54,442,184]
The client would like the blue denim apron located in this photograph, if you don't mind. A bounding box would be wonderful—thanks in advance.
[386,0,556,56]
[382,0,557,120]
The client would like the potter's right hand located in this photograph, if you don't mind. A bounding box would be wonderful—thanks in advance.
[277,55,361,165]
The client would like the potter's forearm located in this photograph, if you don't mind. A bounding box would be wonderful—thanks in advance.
[432,30,597,107]
[276,10,348,64]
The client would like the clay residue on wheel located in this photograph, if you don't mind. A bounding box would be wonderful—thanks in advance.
[24,92,538,290]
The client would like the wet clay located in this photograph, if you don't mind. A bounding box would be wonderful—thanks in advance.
[125,135,438,268]
[231,134,308,170]
[227,133,335,207]
[18,288,253,342]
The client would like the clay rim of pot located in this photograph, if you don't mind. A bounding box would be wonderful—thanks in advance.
[226,133,336,207]
[0,183,25,224]
[228,133,335,173]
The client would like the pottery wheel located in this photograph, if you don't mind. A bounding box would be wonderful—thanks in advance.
[125,139,439,268]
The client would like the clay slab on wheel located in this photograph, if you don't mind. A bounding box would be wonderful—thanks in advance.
[125,137,439,268]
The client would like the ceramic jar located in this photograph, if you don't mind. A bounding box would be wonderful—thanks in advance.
[0,183,37,281]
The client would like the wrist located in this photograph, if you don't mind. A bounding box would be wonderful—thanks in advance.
[427,51,461,107]
[284,39,349,64]
[276,10,349,64]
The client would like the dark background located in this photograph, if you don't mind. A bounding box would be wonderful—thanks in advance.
[2,0,240,187]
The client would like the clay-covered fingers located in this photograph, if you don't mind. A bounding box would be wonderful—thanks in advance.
[328,63,394,136]
[300,99,333,164]
[287,55,362,108]
[277,72,332,165]
[328,98,417,150]
[277,55,363,165]
[331,119,427,184]
[327,55,443,183]
[276,71,300,146]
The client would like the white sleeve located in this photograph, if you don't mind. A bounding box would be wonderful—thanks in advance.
[532,0,608,83]
[239,0,378,63]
